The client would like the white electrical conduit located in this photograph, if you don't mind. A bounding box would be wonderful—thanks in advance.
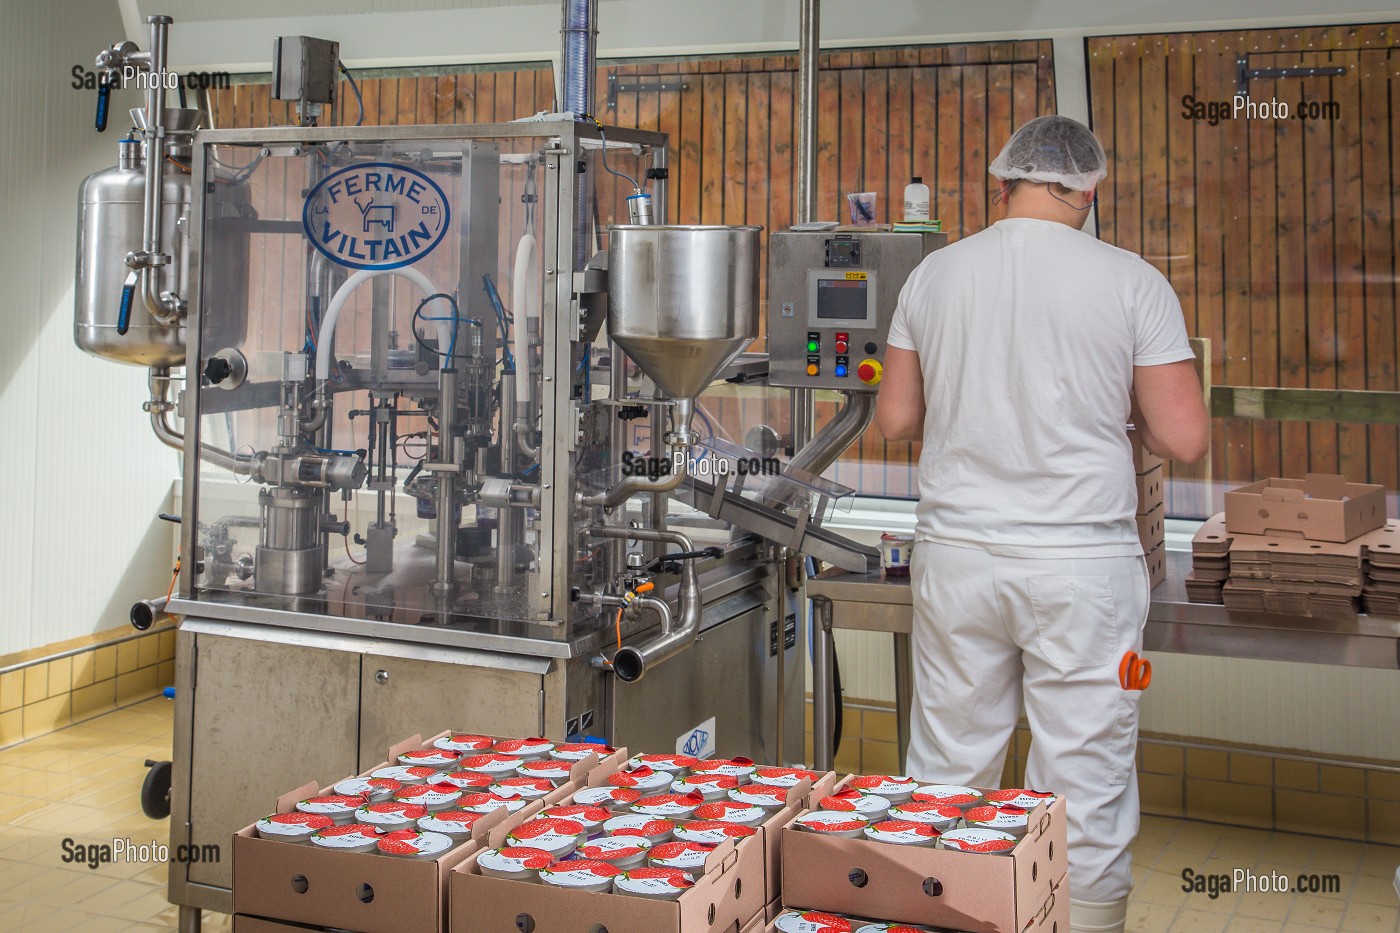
[314,267,450,382]
[511,233,539,403]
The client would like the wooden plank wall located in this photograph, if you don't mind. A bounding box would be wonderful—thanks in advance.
[1089,25,1400,518]
[208,42,1057,499]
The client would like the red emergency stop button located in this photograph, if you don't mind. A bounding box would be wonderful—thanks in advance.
[857,359,883,386]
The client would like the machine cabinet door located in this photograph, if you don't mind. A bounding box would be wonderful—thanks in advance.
[358,650,551,770]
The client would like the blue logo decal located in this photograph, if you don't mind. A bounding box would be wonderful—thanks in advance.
[302,162,449,270]
[682,729,709,757]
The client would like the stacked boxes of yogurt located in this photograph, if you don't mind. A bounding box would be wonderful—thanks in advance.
[1130,426,1168,589]
[777,776,1068,932]
[233,731,623,933]
[449,754,837,933]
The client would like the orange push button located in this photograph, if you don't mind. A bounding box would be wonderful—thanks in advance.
[806,362,820,377]
[857,359,883,385]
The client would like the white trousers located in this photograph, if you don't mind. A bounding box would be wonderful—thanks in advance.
[905,541,1150,903]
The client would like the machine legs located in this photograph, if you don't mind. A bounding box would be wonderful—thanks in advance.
[177,905,201,933]
[893,631,912,772]
[811,595,834,771]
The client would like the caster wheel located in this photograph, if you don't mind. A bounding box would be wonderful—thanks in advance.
[142,759,172,819]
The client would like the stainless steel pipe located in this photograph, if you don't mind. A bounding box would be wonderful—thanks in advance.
[136,15,181,323]
[130,596,170,631]
[589,525,702,682]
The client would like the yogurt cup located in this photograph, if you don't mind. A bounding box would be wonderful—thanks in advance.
[792,810,870,838]
[333,776,400,802]
[456,792,529,816]
[551,742,616,763]
[505,817,586,859]
[688,758,756,781]
[880,532,914,577]
[750,767,823,790]
[490,776,558,802]
[355,800,428,830]
[309,823,382,853]
[477,845,553,881]
[540,804,611,837]
[648,841,718,876]
[371,765,440,785]
[982,788,1057,811]
[614,866,694,900]
[671,773,740,801]
[673,820,758,846]
[727,783,790,810]
[515,759,574,784]
[398,748,462,771]
[602,813,675,846]
[629,792,705,821]
[572,785,643,812]
[254,812,333,843]
[691,801,766,827]
[295,795,365,825]
[433,733,494,754]
[539,858,622,893]
[376,829,455,859]
[458,753,527,778]
[818,790,891,822]
[887,801,962,832]
[847,775,918,804]
[576,835,653,871]
[911,784,983,810]
[854,923,939,933]
[416,810,482,840]
[392,782,463,813]
[774,910,853,933]
[607,766,673,794]
[625,753,698,776]
[440,770,496,792]
[961,804,1031,836]
[493,737,555,761]
[864,819,941,847]
[936,827,1019,854]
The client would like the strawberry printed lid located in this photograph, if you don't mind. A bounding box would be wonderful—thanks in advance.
[854,924,940,933]
[673,820,758,845]
[692,800,766,825]
[572,785,643,810]
[458,753,526,776]
[793,810,870,835]
[847,775,918,800]
[911,784,983,808]
[962,804,1030,834]
[602,813,676,840]
[506,817,586,856]
[551,742,615,762]
[456,792,529,814]
[607,766,673,793]
[751,767,823,789]
[398,748,461,769]
[863,819,941,846]
[688,757,756,779]
[774,910,853,933]
[371,765,439,784]
[490,776,557,799]
[671,773,740,799]
[434,733,494,753]
[516,759,574,782]
[309,823,383,849]
[296,795,364,818]
[493,737,555,759]
[477,845,554,875]
[538,858,623,887]
[727,783,790,809]
[648,841,717,872]
[541,804,611,830]
[255,812,333,838]
[392,782,462,809]
[334,776,400,800]
[417,811,483,836]
[578,835,654,860]
[630,792,705,819]
[440,770,496,791]
[376,828,454,858]
[983,788,1057,810]
[818,790,890,819]
[356,801,428,828]
[626,753,698,774]
[936,827,1018,854]
[614,866,695,899]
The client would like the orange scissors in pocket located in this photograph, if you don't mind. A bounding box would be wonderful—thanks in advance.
[1119,650,1152,691]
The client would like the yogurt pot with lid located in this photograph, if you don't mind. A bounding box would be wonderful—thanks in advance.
[863,819,941,847]
[371,765,440,785]
[376,828,455,859]
[356,800,428,830]
[434,733,494,754]
[505,817,586,859]
[818,790,890,822]
[440,770,495,792]
[961,804,1031,836]
[673,820,758,845]
[551,742,615,762]
[911,784,983,810]
[490,776,558,802]
[333,776,400,802]
[614,866,695,900]
[793,810,870,838]
[750,767,823,789]
[602,813,675,845]
[416,810,482,839]
[477,845,553,881]
[692,801,767,827]
[456,792,529,815]
[648,841,718,876]
[671,773,740,801]
[515,759,574,784]
[493,737,555,761]
[254,812,333,843]
[458,753,527,777]
[936,827,1019,854]
[847,775,919,804]
[540,804,611,837]
[309,823,383,853]
[629,792,705,821]
[539,858,622,893]
[854,923,939,933]
[607,766,673,794]
[295,795,365,825]
[983,788,1057,811]
[397,748,461,771]
[625,753,698,776]
[576,834,653,870]
[774,910,853,933]
[688,757,756,781]
[887,801,962,832]
[727,783,790,810]
[572,785,643,812]
[392,782,463,812]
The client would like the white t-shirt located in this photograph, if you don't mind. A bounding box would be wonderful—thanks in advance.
[886,217,1194,557]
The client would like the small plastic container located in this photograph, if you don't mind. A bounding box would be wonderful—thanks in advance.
[911,784,983,810]
[576,834,653,871]
[691,801,766,827]
[673,820,758,846]
[376,829,455,859]
[254,812,333,843]
[333,776,400,802]
[846,191,878,226]
[887,801,962,832]
[607,766,673,794]
[688,758,756,781]
[572,785,643,812]
[398,748,462,771]
[818,790,891,822]
[392,782,463,813]
[490,776,558,802]
[456,792,529,816]
[614,866,695,900]
[880,533,914,577]
[309,823,382,853]
[458,753,527,777]
[629,792,705,820]
[440,770,496,792]
[648,841,718,876]
[355,801,428,831]
[792,810,870,838]
[416,810,482,840]
[505,817,586,859]
[982,788,1057,811]
[602,813,675,846]
[936,827,1018,854]
[863,819,941,847]
[727,783,790,811]
[493,737,555,761]
[671,773,740,801]
[295,795,365,825]
[370,765,440,785]
[540,804,611,837]
[515,759,574,784]
[775,910,853,933]
[434,733,494,754]
[477,845,553,881]
[750,767,822,790]
[551,742,616,763]
[961,804,1031,836]
[903,176,931,222]
[856,922,939,933]
[539,858,622,893]
[625,753,698,776]
[847,775,919,804]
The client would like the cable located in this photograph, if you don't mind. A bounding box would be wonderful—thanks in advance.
[583,114,642,190]
[338,60,365,126]
[342,499,365,565]
[411,293,481,370]
[164,558,181,602]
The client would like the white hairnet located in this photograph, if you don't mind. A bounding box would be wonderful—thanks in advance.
[988,115,1107,191]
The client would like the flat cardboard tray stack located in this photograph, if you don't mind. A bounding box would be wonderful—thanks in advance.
[1359,520,1400,616]
[1224,473,1387,543]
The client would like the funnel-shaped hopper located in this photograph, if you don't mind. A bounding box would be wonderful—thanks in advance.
[607,225,761,399]
[129,107,202,134]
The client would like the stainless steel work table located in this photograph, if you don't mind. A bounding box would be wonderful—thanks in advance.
[805,550,1400,771]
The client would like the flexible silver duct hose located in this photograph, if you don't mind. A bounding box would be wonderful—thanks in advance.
[561,0,598,266]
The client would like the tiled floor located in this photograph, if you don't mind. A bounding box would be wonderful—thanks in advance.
[0,700,1396,931]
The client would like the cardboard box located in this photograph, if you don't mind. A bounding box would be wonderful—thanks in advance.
[233,917,327,933]
[758,878,1067,932]
[233,733,618,933]
[1128,426,1164,475]
[1135,465,1164,515]
[1146,544,1166,590]
[1136,504,1165,554]
[780,791,1068,932]
[1224,473,1387,543]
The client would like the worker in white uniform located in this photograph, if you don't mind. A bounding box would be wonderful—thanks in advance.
[876,115,1209,933]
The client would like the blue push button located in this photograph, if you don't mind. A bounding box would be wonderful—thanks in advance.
[834,364,848,378]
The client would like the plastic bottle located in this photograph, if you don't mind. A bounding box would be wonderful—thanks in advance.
[903,176,930,222]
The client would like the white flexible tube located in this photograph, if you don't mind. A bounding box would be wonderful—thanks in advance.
[511,233,538,403]
[315,267,450,382]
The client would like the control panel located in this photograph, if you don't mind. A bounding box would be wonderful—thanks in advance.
[767,229,946,391]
